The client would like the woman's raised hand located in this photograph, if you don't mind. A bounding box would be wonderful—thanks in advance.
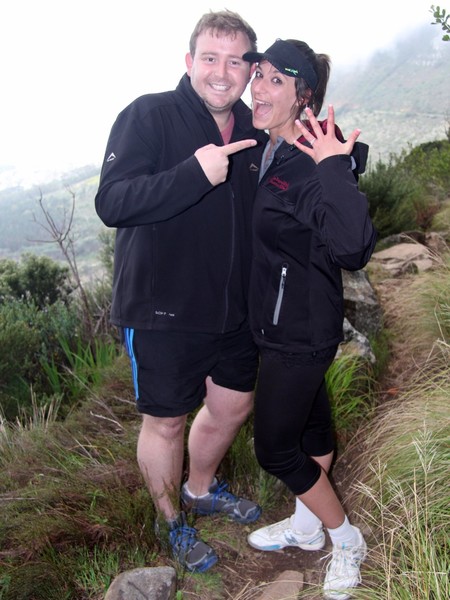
[294,105,361,164]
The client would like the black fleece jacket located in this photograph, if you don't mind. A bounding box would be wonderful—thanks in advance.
[95,74,266,333]
[249,139,377,353]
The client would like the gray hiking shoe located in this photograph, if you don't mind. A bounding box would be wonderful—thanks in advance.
[181,479,261,524]
[156,512,218,573]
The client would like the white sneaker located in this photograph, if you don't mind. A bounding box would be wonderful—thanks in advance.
[323,526,367,600]
[248,515,325,551]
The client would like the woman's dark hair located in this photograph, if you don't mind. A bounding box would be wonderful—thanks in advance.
[285,39,331,119]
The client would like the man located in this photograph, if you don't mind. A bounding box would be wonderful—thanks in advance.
[95,10,267,572]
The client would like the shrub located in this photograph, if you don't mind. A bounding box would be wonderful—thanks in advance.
[400,139,450,195]
[0,298,79,420]
[359,155,422,238]
[0,254,72,309]
[360,138,450,239]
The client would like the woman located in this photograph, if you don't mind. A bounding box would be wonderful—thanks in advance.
[242,39,377,599]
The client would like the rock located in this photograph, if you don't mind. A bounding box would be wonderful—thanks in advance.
[371,242,435,276]
[425,231,448,255]
[337,318,376,363]
[255,570,304,600]
[378,231,448,256]
[105,567,177,600]
[379,231,427,247]
[342,269,383,337]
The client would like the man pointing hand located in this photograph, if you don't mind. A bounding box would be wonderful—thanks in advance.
[195,139,257,185]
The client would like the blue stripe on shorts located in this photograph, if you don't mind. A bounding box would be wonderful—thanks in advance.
[123,327,139,399]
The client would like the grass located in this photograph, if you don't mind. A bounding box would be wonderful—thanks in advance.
[326,352,374,436]
[352,378,449,599]
[41,335,120,402]
[1,249,449,598]
[0,384,158,599]
[0,341,375,599]
[431,197,450,234]
[339,258,450,600]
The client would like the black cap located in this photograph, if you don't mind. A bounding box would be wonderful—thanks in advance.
[243,39,318,90]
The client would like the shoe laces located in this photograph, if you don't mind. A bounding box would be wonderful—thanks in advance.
[269,517,291,533]
[210,481,236,506]
[171,524,198,551]
[321,544,362,573]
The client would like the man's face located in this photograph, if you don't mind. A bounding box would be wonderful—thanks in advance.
[186,29,253,116]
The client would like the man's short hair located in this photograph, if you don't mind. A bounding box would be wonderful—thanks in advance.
[189,9,257,56]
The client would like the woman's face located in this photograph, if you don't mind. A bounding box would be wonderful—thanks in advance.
[250,60,300,141]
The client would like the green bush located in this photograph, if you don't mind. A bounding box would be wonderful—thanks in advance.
[0,254,72,309]
[0,298,79,420]
[400,139,450,194]
[360,139,450,239]
[360,155,422,238]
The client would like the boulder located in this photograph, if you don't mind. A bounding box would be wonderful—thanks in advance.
[371,242,435,276]
[338,318,376,363]
[105,566,177,600]
[342,269,382,338]
[255,570,304,600]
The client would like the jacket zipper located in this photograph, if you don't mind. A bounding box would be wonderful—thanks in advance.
[273,263,288,325]
[221,185,235,333]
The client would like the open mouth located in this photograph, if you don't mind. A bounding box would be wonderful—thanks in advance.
[253,98,272,117]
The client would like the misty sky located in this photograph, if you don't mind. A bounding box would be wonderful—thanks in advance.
[0,0,434,181]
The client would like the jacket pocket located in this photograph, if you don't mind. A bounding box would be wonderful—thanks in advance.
[273,263,288,325]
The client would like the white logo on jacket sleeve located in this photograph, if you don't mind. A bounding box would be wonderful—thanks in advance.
[106,152,116,162]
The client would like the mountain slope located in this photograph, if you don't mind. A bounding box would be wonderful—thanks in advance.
[327,24,450,161]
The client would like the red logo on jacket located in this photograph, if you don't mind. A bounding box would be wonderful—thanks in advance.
[268,176,289,191]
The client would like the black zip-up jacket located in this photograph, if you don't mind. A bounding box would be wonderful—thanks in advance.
[249,139,377,353]
[95,75,266,333]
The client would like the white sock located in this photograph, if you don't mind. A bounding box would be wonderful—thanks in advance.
[183,477,216,499]
[327,515,359,547]
[292,497,323,535]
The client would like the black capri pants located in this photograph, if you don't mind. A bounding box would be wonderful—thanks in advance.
[254,346,337,496]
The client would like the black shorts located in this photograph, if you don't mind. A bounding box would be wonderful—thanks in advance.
[122,326,258,417]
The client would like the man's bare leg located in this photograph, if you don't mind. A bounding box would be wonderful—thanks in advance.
[137,413,187,520]
[186,376,253,495]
